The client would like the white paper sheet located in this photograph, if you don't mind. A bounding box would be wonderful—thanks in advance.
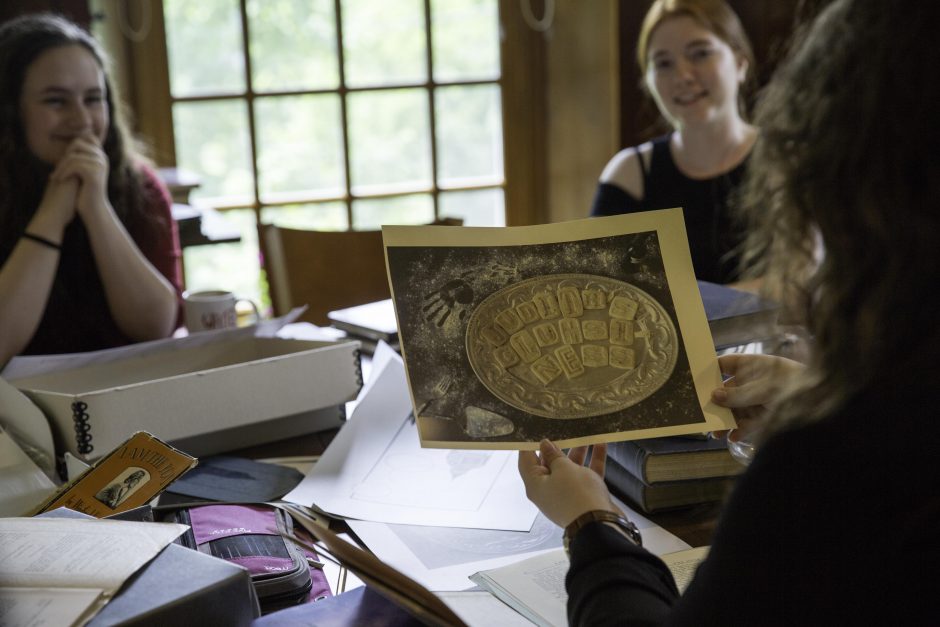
[436,590,534,627]
[348,514,563,591]
[64,452,92,482]
[284,351,538,531]
[348,497,688,592]
[0,517,187,627]
[0,428,56,517]
[276,321,348,342]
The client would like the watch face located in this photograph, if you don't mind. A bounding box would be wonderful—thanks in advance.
[624,522,643,547]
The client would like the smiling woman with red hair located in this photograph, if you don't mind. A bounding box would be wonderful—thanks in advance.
[0,13,181,367]
[592,0,757,286]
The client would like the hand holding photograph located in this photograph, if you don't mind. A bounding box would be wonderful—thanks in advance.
[383,209,735,450]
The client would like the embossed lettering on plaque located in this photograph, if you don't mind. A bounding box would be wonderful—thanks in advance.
[466,274,678,419]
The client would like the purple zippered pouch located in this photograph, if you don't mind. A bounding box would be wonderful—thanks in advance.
[187,504,331,602]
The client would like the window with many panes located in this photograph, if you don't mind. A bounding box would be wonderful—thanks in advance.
[162,0,505,306]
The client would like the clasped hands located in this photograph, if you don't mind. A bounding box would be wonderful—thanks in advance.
[38,131,110,232]
[518,353,804,529]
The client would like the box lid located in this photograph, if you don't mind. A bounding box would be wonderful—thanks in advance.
[13,336,361,460]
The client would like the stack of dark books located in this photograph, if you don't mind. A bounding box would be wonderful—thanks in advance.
[605,436,744,513]
[326,299,400,355]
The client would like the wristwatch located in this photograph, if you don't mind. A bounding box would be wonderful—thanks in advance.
[563,510,642,556]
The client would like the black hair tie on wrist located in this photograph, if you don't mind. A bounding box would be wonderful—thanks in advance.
[22,232,61,250]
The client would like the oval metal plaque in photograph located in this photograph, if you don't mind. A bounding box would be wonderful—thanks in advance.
[465,274,678,419]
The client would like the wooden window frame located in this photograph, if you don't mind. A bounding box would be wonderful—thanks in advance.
[121,0,548,227]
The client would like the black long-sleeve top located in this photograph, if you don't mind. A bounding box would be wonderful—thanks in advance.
[590,134,747,285]
[566,371,940,626]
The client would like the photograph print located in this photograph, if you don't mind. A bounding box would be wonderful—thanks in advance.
[384,209,734,450]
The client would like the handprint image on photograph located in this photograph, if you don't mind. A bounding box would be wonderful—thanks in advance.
[383,209,735,450]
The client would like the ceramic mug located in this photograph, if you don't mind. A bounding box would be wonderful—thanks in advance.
[183,290,259,333]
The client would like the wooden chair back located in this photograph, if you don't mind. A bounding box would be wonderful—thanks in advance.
[260,218,462,326]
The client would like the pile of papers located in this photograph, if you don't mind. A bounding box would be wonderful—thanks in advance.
[282,343,701,625]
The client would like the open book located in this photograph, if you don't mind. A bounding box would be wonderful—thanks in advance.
[0,517,186,627]
[469,545,710,627]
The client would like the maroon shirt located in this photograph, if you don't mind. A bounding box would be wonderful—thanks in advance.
[17,166,183,355]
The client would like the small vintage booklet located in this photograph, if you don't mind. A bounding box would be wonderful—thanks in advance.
[383,209,735,450]
[33,431,197,517]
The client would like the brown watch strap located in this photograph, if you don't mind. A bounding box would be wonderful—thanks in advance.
[563,509,642,555]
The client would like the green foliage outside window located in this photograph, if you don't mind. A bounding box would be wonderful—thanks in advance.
[164,0,504,311]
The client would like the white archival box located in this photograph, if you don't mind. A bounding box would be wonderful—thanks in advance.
[5,327,362,461]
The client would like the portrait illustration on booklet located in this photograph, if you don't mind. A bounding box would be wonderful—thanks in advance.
[383,209,735,450]
[94,468,149,509]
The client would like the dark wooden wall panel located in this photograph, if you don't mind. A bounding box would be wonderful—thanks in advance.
[0,0,90,28]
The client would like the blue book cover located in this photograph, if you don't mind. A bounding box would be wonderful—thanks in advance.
[697,281,779,348]
[252,586,422,626]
